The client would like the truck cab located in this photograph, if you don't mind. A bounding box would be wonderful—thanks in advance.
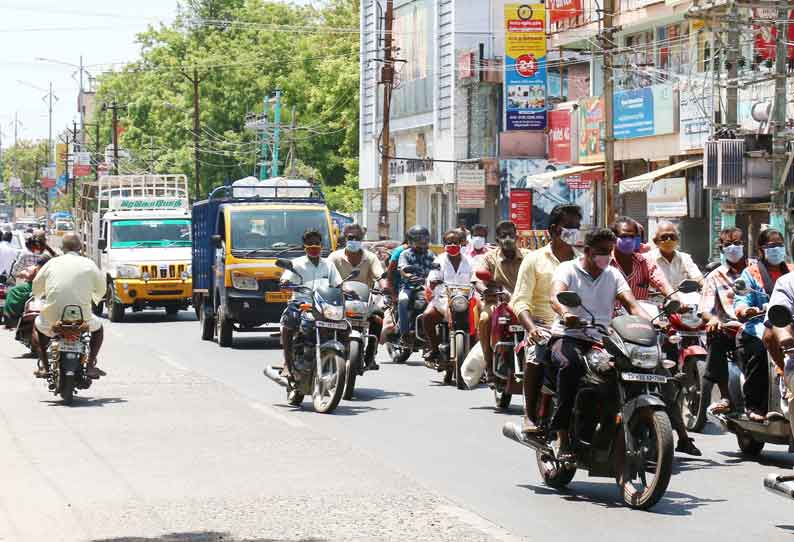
[192,178,336,347]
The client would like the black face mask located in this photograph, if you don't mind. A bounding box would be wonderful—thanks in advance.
[499,237,517,250]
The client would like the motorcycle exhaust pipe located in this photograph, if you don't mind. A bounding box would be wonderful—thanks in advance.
[502,421,554,456]
[263,365,288,388]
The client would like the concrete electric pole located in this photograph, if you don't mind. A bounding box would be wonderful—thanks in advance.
[378,0,395,240]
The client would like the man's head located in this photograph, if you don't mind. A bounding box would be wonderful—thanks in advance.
[495,220,518,252]
[62,232,83,253]
[548,204,583,246]
[1,231,11,243]
[407,225,430,253]
[719,227,745,265]
[471,224,488,250]
[26,231,47,254]
[584,228,616,272]
[610,216,640,256]
[343,224,364,253]
[653,221,680,257]
[302,229,323,259]
[443,229,463,258]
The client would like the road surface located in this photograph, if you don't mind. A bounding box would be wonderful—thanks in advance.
[1,310,792,542]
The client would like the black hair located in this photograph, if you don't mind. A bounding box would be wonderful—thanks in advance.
[548,204,583,230]
[1,231,11,243]
[610,216,638,236]
[585,228,616,248]
[443,229,463,243]
[495,220,517,236]
[343,223,363,236]
[302,228,322,244]
[472,223,488,233]
[719,227,742,244]
[758,228,783,248]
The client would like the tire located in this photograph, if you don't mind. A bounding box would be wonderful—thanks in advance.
[536,449,577,489]
[108,298,125,322]
[313,352,346,414]
[343,340,361,401]
[454,333,468,390]
[617,409,674,510]
[737,432,765,456]
[165,306,179,316]
[61,374,75,406]
[680,356,709,433]
[216,305,233,347]
[200,304,215,341]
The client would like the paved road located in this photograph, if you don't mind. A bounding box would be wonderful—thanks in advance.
[1,310,793,542]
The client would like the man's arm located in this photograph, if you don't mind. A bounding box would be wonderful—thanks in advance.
[93,263,107,302]
[31,261,47,298]
[683,253,704,285]
[617,289,652,321]
[646,257,675,298]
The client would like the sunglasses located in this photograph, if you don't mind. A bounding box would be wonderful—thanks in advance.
[657,234,678,242]
[763,242,784,249]
[345,235,362,241]
[723,240,744,247]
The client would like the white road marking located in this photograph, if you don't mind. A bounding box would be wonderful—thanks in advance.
[434,504,527,542]
[249,401,305,429]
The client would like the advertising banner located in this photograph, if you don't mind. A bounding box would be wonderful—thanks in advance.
[456,164,486,209]
[613,84,675,139]
[548,110,572,163]
[504,3,547,131]
[647,177,688,217]
[509,189,533,232]
[679,82,713,152]
[578,97,604,164]
[548,0,582,24]
[754,8,794,61]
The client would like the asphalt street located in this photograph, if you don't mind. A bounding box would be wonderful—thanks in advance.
[1,309,793,542]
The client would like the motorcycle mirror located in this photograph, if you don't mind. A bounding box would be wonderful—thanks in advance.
[475,269,493,282]
[768,305,793,328]
[97,238,107,251]
[678,279,700,294]
[403,265,419,274]
[275,258,294,271]
[733,279,748,295]
[704,261,721,274]
[345,268,361,281]
[663,299,681,315]
[557,291,582,308]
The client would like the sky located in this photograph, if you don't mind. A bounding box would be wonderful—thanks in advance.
[0,1,180,146]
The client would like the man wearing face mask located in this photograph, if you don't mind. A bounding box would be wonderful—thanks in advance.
[648,221,703,289]
[279,229,342,379]
[466,224,490,260]
[397,225,436,345]
[610,217,676,301]
[511,204,582,433]
[699,227,749,414]
[733,228,792,421]
[423,229,474,366]
[474,220,528,382]
[328,223,387,369]
[549,228,650,458]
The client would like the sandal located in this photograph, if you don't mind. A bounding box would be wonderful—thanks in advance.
[747,409,766,422]
[710,398,733,415]
[521,417,541,434]
[675,437,702,457]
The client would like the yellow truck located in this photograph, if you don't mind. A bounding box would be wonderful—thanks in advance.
[77,175,193,321]
[191,178,336,347]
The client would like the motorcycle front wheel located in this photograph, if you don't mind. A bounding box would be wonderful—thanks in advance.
[313,351,346,414]
[454,333,468,390]
[60,374,75,406]
[343,340,362,401]
[680,356,709,432]
[616,409,674,510]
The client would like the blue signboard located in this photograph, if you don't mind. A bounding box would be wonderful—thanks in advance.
[613,84,675,140]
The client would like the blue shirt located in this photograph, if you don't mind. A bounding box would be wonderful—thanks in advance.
[389,245,407,290]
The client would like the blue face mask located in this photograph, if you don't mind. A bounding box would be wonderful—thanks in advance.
[346,240,362,253]
[633,236,643,251]
[764,246,786,266]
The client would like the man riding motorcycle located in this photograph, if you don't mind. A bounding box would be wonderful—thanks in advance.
[279,229,343,380]
[733,228,792,421]
[648,221,703,288]
[396,225,436,345]
[548,228,651,459]
[32,233,106,379]
[466,224,490,260]
[473,220,527,381]
[423,229,475,366]
[328,223,388,370]
[511,204,582,433]
[700,227,750,414]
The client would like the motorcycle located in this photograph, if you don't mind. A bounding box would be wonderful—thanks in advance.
[387,265,428,364]
[43,305,94,405]
[341,277,385,400]
[503,291,679,510]
[15,296,44,355]
[711,281,794,456]
[0,272,7,325]
[263,259,356,414]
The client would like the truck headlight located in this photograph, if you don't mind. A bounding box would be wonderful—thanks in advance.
[323,304,344,321]
[116,264,140,279]
[629,345,661,369]
[231,272,258,291]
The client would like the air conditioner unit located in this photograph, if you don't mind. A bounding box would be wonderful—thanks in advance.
[703,139,744,189]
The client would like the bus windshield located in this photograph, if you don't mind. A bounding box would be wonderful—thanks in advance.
[229,209,330,256]
[111,219,192,248]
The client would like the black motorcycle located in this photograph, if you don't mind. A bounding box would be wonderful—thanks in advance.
[387,265,428,364]
[341,278,385,400]
[263,259,357,414]
[43,305,94,405]
[503,291,679,510]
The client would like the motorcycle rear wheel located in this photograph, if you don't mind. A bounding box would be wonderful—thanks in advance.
[343,340,361,401]
[454,333,468,390]
[313,352,346,414]
[737,432,765,456]
[60,374,75,406]
[617,409,674,510]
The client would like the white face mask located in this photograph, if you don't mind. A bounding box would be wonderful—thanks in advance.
[723,244,744,264]
[471,236,485,250]
[560,227,581,246]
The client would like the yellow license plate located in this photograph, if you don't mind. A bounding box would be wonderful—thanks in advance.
[265,291,291,303]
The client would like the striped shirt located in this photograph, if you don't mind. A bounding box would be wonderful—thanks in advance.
[610,253,670,301]
[699,262,747,321]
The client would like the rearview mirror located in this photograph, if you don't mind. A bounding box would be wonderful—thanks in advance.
[403,265,420,274]
[678,279,700,294]
[557,291,582,308]
[211,234,222,249]
[768,305,793,328]
[345,269,361,281]
[733,279,748,295]
[275,258,294,272]
[475,269,493,282]
[663,299,681,315]
[704,261,721,273]
[97,239,107,251]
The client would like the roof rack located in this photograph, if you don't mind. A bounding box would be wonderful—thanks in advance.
[208,177,326,203]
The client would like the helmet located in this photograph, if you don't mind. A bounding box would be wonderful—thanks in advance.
[407,225,430,249]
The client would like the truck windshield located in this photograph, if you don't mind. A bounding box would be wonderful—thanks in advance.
[111,219,192,248]
[230,209,330,255]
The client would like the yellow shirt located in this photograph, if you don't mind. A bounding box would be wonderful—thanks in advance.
[510,244,578,325]
[32,252,106,324]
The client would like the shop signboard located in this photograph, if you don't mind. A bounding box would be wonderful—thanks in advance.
[548,109,572,163]
[578,97,604,164]
[754,8,794,61]
[679,83,713,152]
[613,84,675,140]
[548,0,582,23]
[456,164,486,209]
[647,177,688,217]
[504,3,547,131]
[509,189,533,232]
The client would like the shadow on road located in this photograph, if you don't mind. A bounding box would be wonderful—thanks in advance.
[719,450,794,469]
[671,456,726,474]
[104,312,198,324]
[231,336,281,351]
[42,396,128,408]
[776,525,794,534]
[271,402,384,416]
[90,532,326,542]
[347,387,414,402]
[468,405,523,415]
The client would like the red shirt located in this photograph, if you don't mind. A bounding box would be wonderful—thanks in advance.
[611,253,671,301]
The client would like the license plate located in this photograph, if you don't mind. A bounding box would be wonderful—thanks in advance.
[59,341,83,354]
[621,372,668,384]
[509,325,525,333]
[316,320,347,330]
[265,291,292,303]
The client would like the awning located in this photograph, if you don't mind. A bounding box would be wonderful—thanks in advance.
[619,159,702,194]
[521,165,603,189]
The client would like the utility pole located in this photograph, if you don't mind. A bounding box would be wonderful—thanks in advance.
[725,1,739,131]
[94,121,100,180]
[71,121,79,209]
[770,0,789,234]
[271,90,282,178]
[102,101,126,176]
[289,106,298,177]
[11,112,21,178]
[259,97,270,180]
[378,0,395,240]
[600,0,616,227]
[63,128,72,212]
[192,69,201,197]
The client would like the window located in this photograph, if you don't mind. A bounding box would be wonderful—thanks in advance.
[393,2,428,84]
[228,209,331,256]
[110,219,191,249]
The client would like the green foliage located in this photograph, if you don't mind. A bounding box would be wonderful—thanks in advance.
[92,0,361,210]
[0,140,50,207]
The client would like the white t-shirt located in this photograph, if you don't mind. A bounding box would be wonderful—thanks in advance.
[0,241,18,275]
[428,252,474,296]
[551,258,631,339]
[280,256,342,290]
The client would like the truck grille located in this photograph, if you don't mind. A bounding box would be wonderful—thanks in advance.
[141,264,187,280]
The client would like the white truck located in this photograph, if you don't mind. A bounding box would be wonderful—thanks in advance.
[77,175,193,322]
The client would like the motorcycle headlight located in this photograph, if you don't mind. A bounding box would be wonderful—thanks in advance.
[451,296,469,312]
[323,304,344,321]
[231,272,258,291]
[629,344,661,369]
[345,300,368,318]
[116,264,140,278]
[586,348,613,373]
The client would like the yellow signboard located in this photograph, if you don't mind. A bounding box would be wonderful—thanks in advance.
[56,143,67,177]
[504,3,547,130]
